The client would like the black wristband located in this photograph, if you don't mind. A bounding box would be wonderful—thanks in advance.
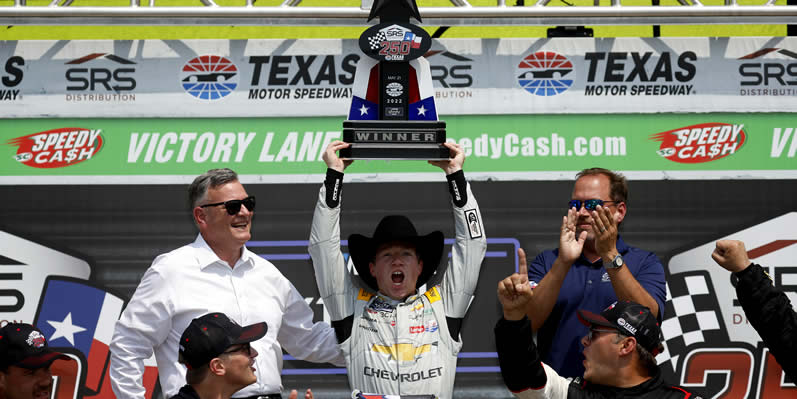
[731,262,760,287]
[446,170,467,208]
[324,168,344,208]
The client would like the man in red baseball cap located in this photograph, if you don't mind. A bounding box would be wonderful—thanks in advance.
[0,323,69,399]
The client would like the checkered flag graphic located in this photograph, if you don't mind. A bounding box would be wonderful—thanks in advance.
[368,32,386,50]
[656,271,727,372]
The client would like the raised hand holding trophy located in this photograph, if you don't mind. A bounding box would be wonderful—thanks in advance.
[341,0,449,160]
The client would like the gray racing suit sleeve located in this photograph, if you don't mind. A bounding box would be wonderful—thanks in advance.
[429,172,488,321]
[308,170,357,326]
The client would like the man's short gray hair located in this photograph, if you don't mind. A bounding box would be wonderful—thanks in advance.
[188,168,239,210]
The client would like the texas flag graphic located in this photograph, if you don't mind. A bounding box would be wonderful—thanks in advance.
[348,56,438,122]
[34,277,159,399]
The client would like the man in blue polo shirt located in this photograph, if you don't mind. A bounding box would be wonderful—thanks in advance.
[525,167,666,378]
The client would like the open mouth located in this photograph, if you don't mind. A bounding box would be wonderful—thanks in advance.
[391,271,405,285]
[232,221,248,229]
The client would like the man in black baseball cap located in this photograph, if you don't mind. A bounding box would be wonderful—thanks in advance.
[495,255,708,398]
[172,313,267,399]
[0,323,69,399]
[576,301,665,384]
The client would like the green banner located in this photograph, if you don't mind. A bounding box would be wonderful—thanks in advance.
[1,113,795,182]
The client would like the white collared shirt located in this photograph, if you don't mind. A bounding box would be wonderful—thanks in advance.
[110,234,344,399]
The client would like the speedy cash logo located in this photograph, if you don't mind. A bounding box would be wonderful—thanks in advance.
[516,51,574,96]
[181,55,239,100]
[7,128,103,168]
[649,123,745,164]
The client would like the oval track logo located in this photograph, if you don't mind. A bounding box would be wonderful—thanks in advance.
[181,55,238,100]
[517,51,574,96]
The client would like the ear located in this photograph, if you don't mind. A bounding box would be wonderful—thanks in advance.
[614,201,627,224]
[193,206,207,227]
[369,262,376,277]
[208,358,226,376]
[618,336,637,357]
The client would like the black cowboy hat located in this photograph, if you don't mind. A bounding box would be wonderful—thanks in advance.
[348,215,444,293]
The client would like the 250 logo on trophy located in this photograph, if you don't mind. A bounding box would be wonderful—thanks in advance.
[360,22,432,62]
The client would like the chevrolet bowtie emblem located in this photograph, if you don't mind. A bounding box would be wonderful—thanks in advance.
[371,343,432,361]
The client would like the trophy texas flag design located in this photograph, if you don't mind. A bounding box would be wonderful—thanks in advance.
[348,56,438,122]
[34,277,159,399]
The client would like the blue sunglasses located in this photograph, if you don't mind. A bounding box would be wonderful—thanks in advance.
[568,199,617,211]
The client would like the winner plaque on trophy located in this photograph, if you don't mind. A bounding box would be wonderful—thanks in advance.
[340,0,449,160]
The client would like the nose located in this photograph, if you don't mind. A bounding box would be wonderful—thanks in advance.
[250,346,259,358]
[581,334,590,347]
[238,202,252,217]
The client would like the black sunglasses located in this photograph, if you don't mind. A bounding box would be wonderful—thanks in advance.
[221,342,252,356]
[568,199,617,211]
[586,327,618,343]
[200,196,256,215]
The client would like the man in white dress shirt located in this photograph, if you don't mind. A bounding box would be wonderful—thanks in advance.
[110,168,344,399]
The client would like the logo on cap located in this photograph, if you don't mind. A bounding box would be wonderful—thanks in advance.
[617,318,637,335]
[26,330,46,348]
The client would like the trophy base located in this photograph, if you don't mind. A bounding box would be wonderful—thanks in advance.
[341,120,448,160]
[340,143,450,160]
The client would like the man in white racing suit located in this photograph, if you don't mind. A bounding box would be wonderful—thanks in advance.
[308,141,487,399]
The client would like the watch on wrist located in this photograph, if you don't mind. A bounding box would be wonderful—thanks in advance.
[605,254,624,269]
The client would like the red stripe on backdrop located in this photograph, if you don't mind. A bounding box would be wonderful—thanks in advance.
[85,340,109,392]
[748,240,797,259]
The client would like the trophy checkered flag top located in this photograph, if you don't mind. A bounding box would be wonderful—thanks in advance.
[368,31,387,50]
[656,271,726,372]
[341,0,448,160]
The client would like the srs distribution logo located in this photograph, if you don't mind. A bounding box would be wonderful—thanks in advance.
[516,51,574,96]
[180,55,239,100]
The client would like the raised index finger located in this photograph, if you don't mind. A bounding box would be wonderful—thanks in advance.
[517,247,528,277]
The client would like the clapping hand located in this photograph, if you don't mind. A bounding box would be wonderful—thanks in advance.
[590,205,619,262]
[559,207,587,264]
